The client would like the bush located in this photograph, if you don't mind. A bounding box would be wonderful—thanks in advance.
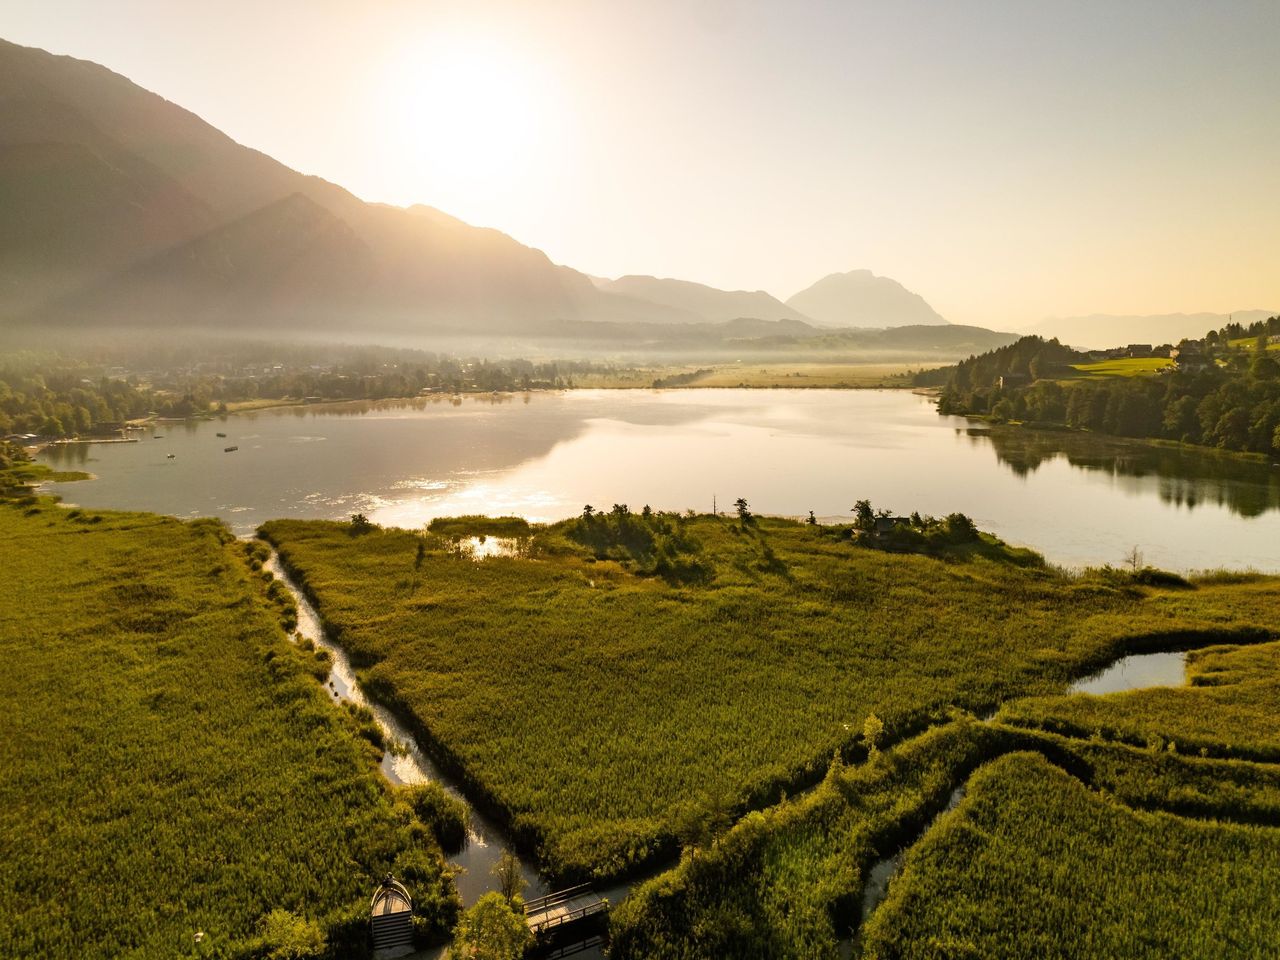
[258,909,326,960]
[453,892,533,960]
[405,782,470,853]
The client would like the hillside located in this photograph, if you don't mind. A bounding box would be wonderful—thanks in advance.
[0,38,652,335]
[593,275,812,324]
[1028,310,1278,349]
[787,269,948,328]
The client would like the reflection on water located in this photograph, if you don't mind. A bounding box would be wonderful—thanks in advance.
[975,426,1280,518]
[1068,651,1186,695]
[263,552,546,904]
[39,389,1280,571]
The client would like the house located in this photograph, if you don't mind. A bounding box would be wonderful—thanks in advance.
[873,516,912,539]
[1126,344,1154,358]
[1170,342,1211,372]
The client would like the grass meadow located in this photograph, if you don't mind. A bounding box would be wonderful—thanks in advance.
[1061,357,1174,379]
[0,497,457,959]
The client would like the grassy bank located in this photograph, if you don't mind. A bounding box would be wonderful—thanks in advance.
[0,498,457,959]
[259,512,1276,883]
[1000,635,1280,762]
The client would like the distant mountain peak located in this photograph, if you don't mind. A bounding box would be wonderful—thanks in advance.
[786,270,947,328]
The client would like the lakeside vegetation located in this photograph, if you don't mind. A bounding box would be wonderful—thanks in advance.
[612,711,1280,958]
[0,342,658,439]
[920,315,1280,458]
[1000,636,1280,762]
[654,363,918,389]
[5,430,1278,957]
[604,555,1280,958]
[862,752,1280,959]
[0,480,458,957]
[260,509,1279,890]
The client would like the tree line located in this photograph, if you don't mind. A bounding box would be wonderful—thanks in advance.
[0,346,634,438]
[919,317,1280,457]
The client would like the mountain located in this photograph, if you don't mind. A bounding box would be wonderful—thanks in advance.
[0,38,655,334]
[1026,311,1279,350]
[0,38,1000,351]
[592,275,812,324]
[786,269,948,328]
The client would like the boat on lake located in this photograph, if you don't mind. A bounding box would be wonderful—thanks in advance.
[216,432,227,438]
[224,446,238,453]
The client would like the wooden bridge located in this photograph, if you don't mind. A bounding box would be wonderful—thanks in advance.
[524,884,608,938]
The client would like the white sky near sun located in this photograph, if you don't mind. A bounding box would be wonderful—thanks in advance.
[4,0,1279,328]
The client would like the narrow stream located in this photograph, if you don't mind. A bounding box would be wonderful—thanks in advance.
[264,552,547,904]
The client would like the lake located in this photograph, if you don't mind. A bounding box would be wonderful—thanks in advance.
[39,388,1280,571]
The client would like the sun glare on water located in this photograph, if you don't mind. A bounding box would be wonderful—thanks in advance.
[379,31,561,209]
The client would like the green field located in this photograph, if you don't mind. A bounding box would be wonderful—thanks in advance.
[862,752,1280,959]
[1061,357,1173,379]
[260,512,1279,885]
[0,495,458,959]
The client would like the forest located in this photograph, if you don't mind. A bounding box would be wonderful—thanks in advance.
[922,316,1280,457]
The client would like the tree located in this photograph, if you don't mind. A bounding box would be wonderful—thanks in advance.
[806,510,817,525]
[349,513,375,534]
[674,788,732,856]
[851,499,875,533]
[453,892,532,960]
[733,497,752,523]
[492,850,525,905]
[1124,545,1144,573]
[863,713,885,758]
[943,513,978,543]
[1251,354,1279,380]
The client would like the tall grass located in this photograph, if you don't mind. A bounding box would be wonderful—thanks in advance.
[0,499,457,959]
[259,514,1274,882]
[1000,630,1280,762]
[612,719,1280,959]
[862,752,1280,958]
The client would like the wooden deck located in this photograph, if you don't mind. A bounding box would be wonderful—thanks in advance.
[524,884,608,936]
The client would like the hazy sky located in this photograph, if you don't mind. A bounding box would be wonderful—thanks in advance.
[6,1,1278,328]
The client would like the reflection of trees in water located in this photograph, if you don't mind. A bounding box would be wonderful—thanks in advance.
[968,425,1280,518]
[41,442,92,467]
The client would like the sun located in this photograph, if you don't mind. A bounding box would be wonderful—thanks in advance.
[379,31,556,205]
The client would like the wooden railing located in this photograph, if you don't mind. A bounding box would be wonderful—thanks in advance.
[524,884,608,934]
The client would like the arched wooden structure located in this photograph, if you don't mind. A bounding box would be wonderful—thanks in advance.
[370,874,413,953]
